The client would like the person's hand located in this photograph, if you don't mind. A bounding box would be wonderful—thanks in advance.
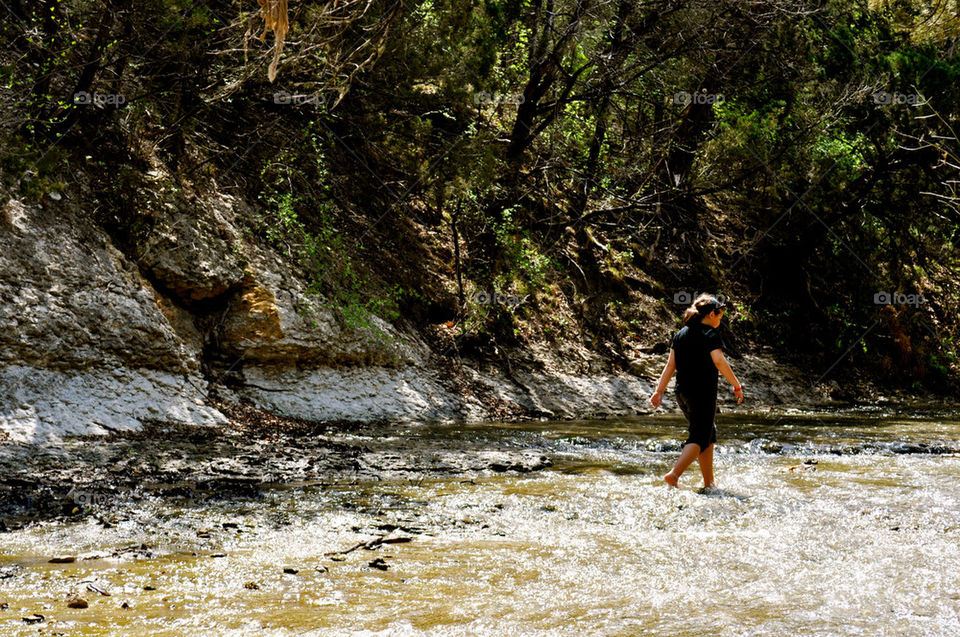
[649,391,663,409]
[734,387,744,405]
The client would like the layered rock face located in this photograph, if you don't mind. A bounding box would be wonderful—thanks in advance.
[0,183,439,442]
[0,199,224,440]
[0,183,823,444]
[0,187,469,442]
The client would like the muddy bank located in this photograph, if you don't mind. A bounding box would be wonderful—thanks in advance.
[0,401,551,531]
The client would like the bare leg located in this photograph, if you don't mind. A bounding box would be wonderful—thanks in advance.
[665,443,701,487]
[697,443,715,488]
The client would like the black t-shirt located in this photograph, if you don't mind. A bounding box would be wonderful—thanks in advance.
[671,321,723,397]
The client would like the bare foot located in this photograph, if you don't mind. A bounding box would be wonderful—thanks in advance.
[664,473,678,488]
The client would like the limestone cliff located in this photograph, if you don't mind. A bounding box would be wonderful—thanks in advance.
[0,182,832,444]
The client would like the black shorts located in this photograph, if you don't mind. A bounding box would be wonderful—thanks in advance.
[675,389,718,451]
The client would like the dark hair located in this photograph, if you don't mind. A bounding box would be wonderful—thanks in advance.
[683,294,726,324]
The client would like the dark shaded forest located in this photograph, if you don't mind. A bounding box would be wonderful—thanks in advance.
[2,0,958,393]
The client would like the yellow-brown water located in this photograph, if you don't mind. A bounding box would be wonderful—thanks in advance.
[2,411,959,635]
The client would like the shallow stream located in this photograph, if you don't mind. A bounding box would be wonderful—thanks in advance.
[1,410,959,635]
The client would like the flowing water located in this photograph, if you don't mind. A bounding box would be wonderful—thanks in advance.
[1,410,959,636]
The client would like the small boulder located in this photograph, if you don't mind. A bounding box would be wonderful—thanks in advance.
[66,594,88,609]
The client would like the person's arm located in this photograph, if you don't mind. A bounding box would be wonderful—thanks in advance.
[648,348,676,409]
[710,349,744,405]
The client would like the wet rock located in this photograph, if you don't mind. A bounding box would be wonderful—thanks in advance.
[889,441,924,454]
[196,477,263,498]
[111,544,154,560]
[79,551,110,561]
[22,613,44,624]
[480,451,552,473]
[488,461,521,472]
[283,568,299,575]
[646,439,682,452]
[785,460,817,473]
[120,601,131,609]
[750,438,783,454]
[66,594,88,609]
[368,558,389,571]
[143,585,157,591]
[826,445,853,455]
[86,582,112,596]
[49,555,76,563]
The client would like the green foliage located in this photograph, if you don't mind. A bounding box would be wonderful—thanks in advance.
[810,129,869,181]
[492,206,551,291]
[0,134,69,201]
[256,127,401,346]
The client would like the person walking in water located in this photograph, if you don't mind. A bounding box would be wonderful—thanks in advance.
[649,294,744,489]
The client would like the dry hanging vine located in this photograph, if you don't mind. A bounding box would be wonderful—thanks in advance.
[257,0,289,82]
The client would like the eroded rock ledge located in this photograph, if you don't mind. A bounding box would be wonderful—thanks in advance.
[1,194,833,444]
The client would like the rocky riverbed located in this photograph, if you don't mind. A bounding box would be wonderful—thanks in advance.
[0,400,552,532]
